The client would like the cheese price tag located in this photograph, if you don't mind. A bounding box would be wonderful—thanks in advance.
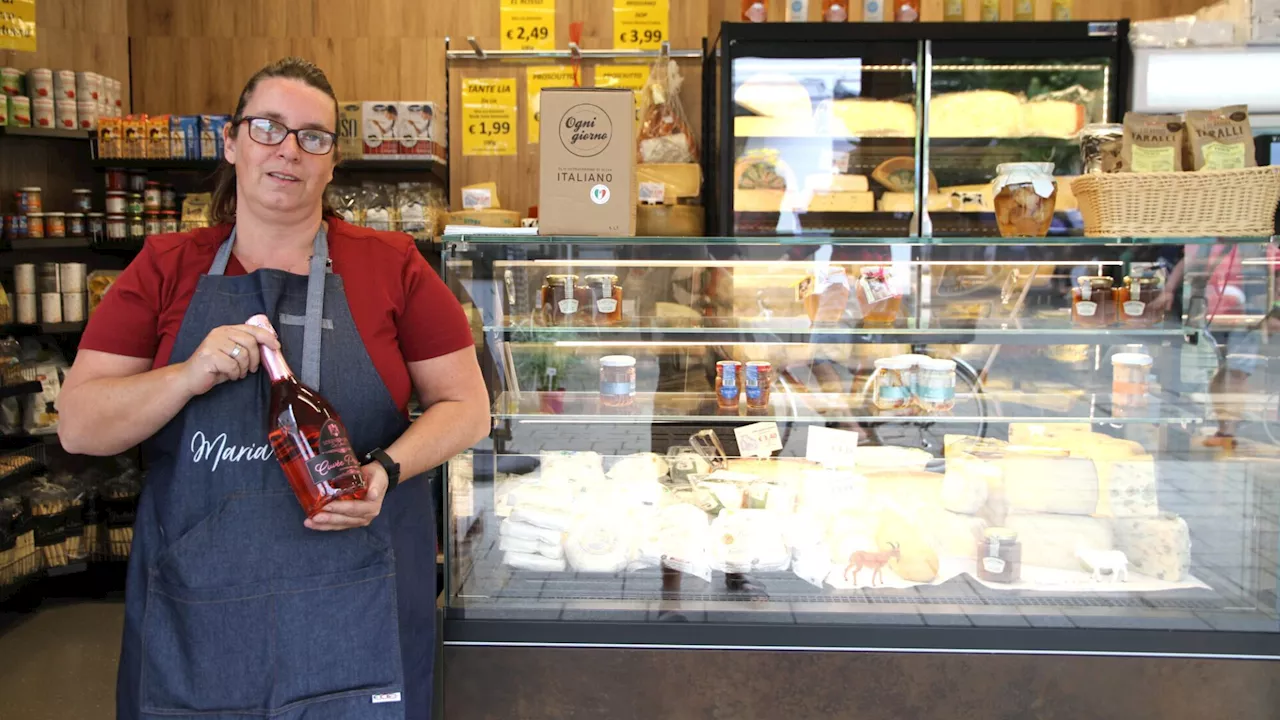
[526,65,575,144]
[0,0,37,53]
[613,0,668,51]
[500,0,555,52]
[461,78,518,157]
[734,422,783,459]
[805,426,859,469]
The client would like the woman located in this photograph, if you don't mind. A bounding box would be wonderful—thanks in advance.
[57,57,489,719]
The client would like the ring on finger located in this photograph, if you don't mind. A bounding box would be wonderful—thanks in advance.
[229,343,243,359]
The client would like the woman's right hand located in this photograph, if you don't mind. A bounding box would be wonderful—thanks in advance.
[179,324,281,397]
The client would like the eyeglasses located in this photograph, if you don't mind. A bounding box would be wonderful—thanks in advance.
[237,116,337,155]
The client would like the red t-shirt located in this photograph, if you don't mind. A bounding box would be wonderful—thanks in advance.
[79,218,473,413]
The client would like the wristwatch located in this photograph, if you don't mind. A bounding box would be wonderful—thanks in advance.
[364,448,401,492]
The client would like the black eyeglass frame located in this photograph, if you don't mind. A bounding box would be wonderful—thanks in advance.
[235,115,338,156]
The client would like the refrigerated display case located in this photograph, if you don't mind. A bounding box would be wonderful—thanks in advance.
[441,233,1280,670]
[707,22,1130,237]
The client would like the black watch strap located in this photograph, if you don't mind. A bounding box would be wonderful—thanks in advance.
[365,447,401,491]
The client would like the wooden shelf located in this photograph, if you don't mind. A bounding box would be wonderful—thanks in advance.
[8,237,92,250]
[90,157,448,182]
[0,126,92,140]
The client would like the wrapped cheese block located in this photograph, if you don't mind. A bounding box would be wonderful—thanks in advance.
[1103,455,1159,518]
[875,508,940,582]
[1001,455,1099,516]
[1004,513,1113,571]
[659,504,712,580]
[500,535,565,560]
[500,518,565,547]
[709,510,791,573]
[510,505,575,532]
[931,91,1024,137]
[1113,513,1191,582]
[565,516,632,573]
[540,450,606,485]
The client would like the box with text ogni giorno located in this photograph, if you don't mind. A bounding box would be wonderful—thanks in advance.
[539,88,636,236]
[396,101,447,164]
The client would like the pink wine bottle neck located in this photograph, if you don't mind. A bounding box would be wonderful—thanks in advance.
[245,314,293,383]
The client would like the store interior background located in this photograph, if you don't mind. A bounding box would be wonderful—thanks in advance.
[2,0,1213,217]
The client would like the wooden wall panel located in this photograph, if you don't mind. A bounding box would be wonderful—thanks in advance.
[0,0,132,113]
[718,0,1212,22]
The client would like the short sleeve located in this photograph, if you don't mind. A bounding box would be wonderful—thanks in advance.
[79,240,163,359]
[397,244,474,362]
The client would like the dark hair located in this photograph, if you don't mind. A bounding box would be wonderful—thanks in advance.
[211,57,340,225]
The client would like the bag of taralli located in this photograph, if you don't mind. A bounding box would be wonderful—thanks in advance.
[1185,105,1256,171]
[637,58,697,164]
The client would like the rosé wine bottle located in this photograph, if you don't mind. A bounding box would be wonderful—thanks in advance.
[247,314,366,517]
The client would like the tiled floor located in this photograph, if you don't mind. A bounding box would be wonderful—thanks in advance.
[0,601,123,719]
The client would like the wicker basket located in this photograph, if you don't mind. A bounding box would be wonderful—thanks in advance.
[1071,166,1280,237]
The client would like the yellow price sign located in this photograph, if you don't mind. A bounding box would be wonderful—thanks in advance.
[613,0,668,51]
[0,0,37,53]
[595,65,649,130]
[501,0,555,52]
[526,66,575,144]
[461,78,518,157]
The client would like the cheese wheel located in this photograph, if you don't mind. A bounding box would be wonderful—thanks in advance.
[734,74,813,119]
[830,99,917,137]
[1001,455,1099,516]
[1004,513,1113,572]
[931,91,1024,137]
[1113,513,1191,581]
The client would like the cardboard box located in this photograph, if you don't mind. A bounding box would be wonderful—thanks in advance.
[170,115,199,159]
[396,101,445,163]
[363,102,399,157]
[199,115,229,160]
[147,114,171,159]
[538,88,636,237]
[338,102,363,160]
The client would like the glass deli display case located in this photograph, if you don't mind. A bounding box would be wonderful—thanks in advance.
[442,234,1280,659]
[708,22,1130,238]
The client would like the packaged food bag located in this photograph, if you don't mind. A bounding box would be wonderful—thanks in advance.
[637,58,697,164]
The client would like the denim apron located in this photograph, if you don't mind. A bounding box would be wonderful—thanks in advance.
[116,226,436,719]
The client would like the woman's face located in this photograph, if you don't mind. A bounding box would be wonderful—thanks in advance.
[224,77,336,219]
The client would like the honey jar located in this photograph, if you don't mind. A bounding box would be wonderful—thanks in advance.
[1072,276,1115,327]
[798,266,851,324]
[600,355,637,408]
[1116,275,1164,328]
[539,274,583,325]
[585,274,623,326]
[857,266,901,328]
[716,361,743,411]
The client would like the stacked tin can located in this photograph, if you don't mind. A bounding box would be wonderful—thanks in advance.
[3,187,97,243]
[13,262,87,323]
[0,67,121,129]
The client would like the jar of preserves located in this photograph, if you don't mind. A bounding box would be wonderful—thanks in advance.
[18,187,42,214]
[856,266,901,327]
[540,274,583,325]
[161,210,179,234]
[799,266,851,324]
[917,357,957,412]
[44,211,66,238]
[744,361,772,410]
[143,181,162,212]
[585,274,623,326]
[66,212,85,237]
[26,213,44,239]
[127,214,145,241]
[716,360,743,410]
[992,162,1057,238]
[144,211,162,237]
[1117,275,1164,328]
[105,168,127,191]
[1072,276,1115,327]
[1112,352,1152,410]
[600,355,637,408]
[161,184,177,211]
[71,188,93,212]
[105,191,127,214]
[127,171,147,193]
[126,192,144,216]
[872,356,913,411]
[105,214,126,241]
[978,528,1021,584]
[87,212,105,241]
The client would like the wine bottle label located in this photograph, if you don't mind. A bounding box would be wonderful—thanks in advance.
[307,419,362,487]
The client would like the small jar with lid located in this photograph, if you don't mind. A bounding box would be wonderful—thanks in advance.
[872,356,913,411]
[144,211,162,237]
[87,212,106,241]
[127,171,147,193]
[1117,275,1165,328]
[1072,276,1115,327]
[44,211,66,238]
[127,214,145,241]
[105,191,127,215]
[161,184,177,211]
[18,187,42,214]
[143,181,162,212]
[600,355,637,408]
[716,360,743,411]
[978,528,1022,584]
[71,188,93,212]
[1112,352,1152,410]
[105,168,127,191]
[25,212,45,239]
[584,274,623,326]
[105,214,126,241]
[744,361,772,410]
[857,266,902,328]
[126,192,144,216]
[160,210,179,234]
[539,274,582,325]
[66,212,85,237]
[916,357,957,413]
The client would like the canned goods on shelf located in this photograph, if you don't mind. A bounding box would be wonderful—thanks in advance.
[66,212,85,237]
[144,212,162,237]
[105,191,127,214]
[161,210,179,234]
[127,215,145,241]
[45,212,66,238]
[18,187,42,214]
[105,214,127,241]
[71,188,93,212]
[126,193,144,216]
[26,213,45,239]
[144,182,162,212]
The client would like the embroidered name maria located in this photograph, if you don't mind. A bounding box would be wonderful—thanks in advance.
[190,431,274,471]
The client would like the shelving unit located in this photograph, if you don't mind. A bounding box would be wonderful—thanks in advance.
[0,126,92,141]
[89,156,450,184]
[8,237,92,250]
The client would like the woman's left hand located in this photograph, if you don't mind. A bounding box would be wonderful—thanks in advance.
[304,462,388,531]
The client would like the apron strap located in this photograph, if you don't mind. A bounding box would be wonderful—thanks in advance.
[210,224,330,388]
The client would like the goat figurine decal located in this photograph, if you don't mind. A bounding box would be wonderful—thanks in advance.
[844,542,901,587]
